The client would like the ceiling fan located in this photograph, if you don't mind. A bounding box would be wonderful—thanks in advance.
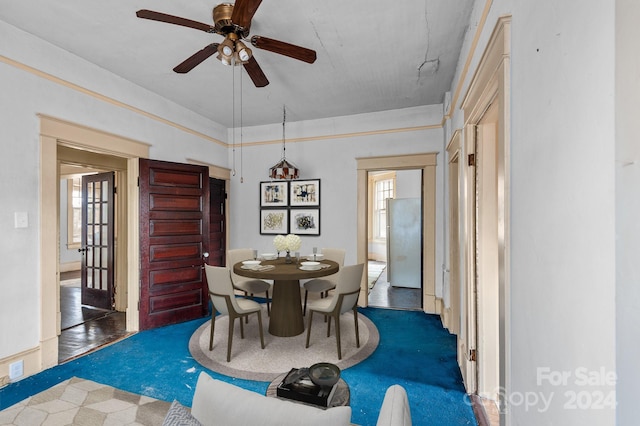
[136,0,317,87]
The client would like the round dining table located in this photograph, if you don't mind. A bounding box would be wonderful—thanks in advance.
[233,257,339,337]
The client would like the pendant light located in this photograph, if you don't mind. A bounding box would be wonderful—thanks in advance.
[269,106,299,180]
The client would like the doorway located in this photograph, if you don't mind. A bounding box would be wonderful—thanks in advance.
[57,150,129,362]
[367,169,422,310]
[356,153,438,313]
[208,177,227,267]
[39,115,148,371]
[456,16,511,419]
[473,99,500,399]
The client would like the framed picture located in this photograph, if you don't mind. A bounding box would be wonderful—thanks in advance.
[260,209,289,235]
[260,181,288,207]
[290,208,320,235]
[290,179,320,206]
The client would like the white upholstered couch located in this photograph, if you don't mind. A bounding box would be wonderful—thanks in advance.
[163,371,411,426]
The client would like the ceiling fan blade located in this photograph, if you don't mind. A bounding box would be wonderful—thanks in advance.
[136,9,215,33]
[173,43,219,73]
[250,36,317,64]
[230,0,263,29]
[243,56,269,87]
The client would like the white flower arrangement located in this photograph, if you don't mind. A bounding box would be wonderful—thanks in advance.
[273,234,301,253]
[273,235,287,252]
[285,234,301,251]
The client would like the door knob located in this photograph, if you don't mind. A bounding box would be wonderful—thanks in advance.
[200,252,210,269]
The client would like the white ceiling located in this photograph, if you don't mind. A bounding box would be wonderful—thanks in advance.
[0,0,474,128]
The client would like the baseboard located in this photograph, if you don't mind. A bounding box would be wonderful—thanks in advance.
[441,305,451,331]
[434,297,444,315]
[0,345,46,386]
[366,253,387,262]
[422,294,437,314]
[60,261,80,272]
[470,394,491,426]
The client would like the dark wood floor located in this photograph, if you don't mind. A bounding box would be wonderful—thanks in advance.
[59,271,128,363]
[368,262,422,310]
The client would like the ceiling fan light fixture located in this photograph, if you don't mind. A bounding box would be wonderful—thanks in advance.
[219,36,235,57]
[217,53,232,66]
[136,2,316,87]
[235,41,252,62]
[222,45,233,56]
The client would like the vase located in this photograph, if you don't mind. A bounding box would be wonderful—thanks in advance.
[285,251,292,264]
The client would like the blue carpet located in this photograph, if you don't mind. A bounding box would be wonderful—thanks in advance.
[0,308,476,426]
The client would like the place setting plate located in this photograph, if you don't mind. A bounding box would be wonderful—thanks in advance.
[299,261,322,271]
[240,260,275,271]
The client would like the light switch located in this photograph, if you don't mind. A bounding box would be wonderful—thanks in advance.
[14,212,28,228]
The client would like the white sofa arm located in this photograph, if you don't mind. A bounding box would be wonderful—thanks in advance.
[376,385,412,426]
[191,372,352,426]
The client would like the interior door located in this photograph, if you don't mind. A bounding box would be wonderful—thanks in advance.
[139,159,210,330]
[448,147,461,336]
[80,172,115,310]
[474,100,500,400]
[208,177,226,267]
[461,125,478,393]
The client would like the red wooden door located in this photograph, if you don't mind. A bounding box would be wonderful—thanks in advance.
[139,159,210,330]
[208,178,226,267]
[80,172,115,310]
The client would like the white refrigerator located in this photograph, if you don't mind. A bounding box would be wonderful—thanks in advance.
[386,198,421,288]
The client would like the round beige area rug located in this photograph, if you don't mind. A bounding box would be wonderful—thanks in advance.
[189,305,379,382]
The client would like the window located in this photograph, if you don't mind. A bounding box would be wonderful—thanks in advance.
[371,173,395,240]
[67,177,82,249]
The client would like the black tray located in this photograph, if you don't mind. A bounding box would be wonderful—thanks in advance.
[276,368,337,407]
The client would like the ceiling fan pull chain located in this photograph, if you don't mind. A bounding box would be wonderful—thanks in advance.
[240,64,244,183]
[282,106,286,159]
[231,56,236,177]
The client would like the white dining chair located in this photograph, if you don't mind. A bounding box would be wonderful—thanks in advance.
[305,263,364,360]
[228,248,272,316]
[302,248,346,315]
[204,265,265,362]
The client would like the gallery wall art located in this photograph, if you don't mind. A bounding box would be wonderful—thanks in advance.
[259,180,320,235]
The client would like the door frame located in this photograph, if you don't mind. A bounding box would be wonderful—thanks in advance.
[39,115,148,369]
[445,130,462,335]
[474,100,501,400]
[186,158,231,260]
[459,15,511,414]
[356,153,438,312]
